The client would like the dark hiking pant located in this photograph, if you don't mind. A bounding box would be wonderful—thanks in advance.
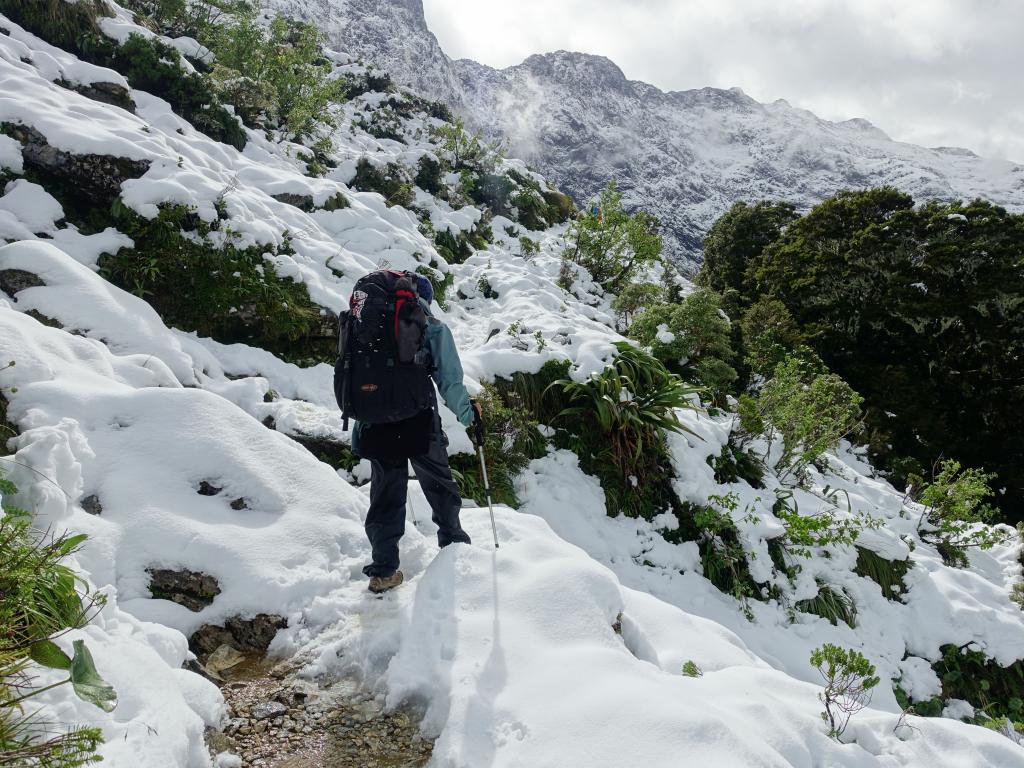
[362,420,471,578]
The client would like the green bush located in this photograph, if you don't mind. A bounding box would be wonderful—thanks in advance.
[203,9,346,140]
[697,200,798,313]
[548,345,699,520]
[854,546,911,601]
[563,181,662,293]
[630,288,737,399]
[681,660,703,678]
[795,584,857,628]
[690,493,760,618]
[0,0,247,149]
[432,119,503,173]
[706,440,764,488]
[415,155,444,195]
[739,296,803,379]
[611,281,663,332]
[810,644,879,739]
[771,488,877,558]
[450,383,546,507]
[99,201,325,354]
[434,227,473,265]
[928,644,1024,721]
[351,159,413,208]
[1,473,115,766]
[742,351,863,483]
[913,460,1008,567]
[725,189,1024,523]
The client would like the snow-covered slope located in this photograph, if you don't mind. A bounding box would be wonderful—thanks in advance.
[273,0,1024,263]
[2,4,1024,766]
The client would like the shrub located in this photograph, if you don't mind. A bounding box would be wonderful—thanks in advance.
[745,351,863,483]
[795,584,857,628]
[415,155,444,195]
[0,473,116,766]
[681,661,703,678]
[174,3,347,140]
[706,440,764,488]
[739,296,803,379]
[351,159,413,208]
[518,236,540,260]
[630,288,737,399]
[740,190,1024,524]
[549,344,700,520]
[611,281,663,332]
[926,644,1024,721]
[771,488,878,558]
[434,228,473,265]
[432,119,503,173]
[563,181,662,293]
[691,493,760,618]
[810,644,880,740]
[913,460,1008,567]
[450,383,546,507]
[0,0,247,149]
[854,546,911,601]
[100,201,325,354]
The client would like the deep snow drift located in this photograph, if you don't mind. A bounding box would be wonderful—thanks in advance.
[1,4,1023,766]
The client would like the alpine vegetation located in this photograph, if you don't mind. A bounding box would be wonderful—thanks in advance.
[0,0,1022,766]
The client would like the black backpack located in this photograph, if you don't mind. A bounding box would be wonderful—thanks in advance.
[334,270,434,429]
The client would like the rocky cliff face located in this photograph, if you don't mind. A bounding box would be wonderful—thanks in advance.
[272,0,1024,265]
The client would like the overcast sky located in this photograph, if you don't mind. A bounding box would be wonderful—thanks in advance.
[422,0,1024,163]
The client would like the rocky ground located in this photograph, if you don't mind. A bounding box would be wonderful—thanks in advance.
[205,658,433,768]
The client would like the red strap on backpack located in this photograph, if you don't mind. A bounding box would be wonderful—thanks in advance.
[394,289,416,339]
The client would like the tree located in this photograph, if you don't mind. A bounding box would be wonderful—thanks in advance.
[630,288,737,397]
[742,189,1024,521]
[739,296,803,378]
[743,351,863,483]
[563,181,662,293]
[611,282,663,331]
[698,201,798,313]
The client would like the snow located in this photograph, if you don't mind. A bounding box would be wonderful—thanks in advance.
[0,5,1023,766]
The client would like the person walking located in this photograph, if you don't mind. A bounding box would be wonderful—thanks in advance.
[335,270,481,594]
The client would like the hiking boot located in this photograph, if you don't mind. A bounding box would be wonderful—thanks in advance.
[368,570,404,594]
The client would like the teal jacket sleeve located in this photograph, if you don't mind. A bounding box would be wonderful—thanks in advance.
[426,318,475,426]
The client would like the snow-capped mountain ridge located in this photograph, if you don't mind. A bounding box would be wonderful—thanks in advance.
[279,0,1024,263]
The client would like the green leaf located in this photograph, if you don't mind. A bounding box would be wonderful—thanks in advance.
[58,533,89,557]
[30,639,72,670]
[70,639,117,712]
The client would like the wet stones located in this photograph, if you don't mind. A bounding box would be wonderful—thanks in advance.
[191,614,288,660]
[147,567,222,612]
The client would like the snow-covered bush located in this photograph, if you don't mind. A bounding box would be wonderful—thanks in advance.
[630,287,738,399]
[811,643,880,740]
[912,460,1009,567]
[550,343,699,519]
[202,9,347,141]
[99,202,325,358]
[563,180,661,292]
[738,351,863,484]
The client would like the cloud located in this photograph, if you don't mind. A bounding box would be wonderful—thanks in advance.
[422,0,1024,162]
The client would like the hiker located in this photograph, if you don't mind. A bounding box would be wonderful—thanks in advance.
[334,270,481,594]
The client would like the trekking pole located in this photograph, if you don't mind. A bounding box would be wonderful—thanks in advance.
[474,410,500,549]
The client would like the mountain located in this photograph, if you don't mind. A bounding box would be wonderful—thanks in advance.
[273,0,1024,265]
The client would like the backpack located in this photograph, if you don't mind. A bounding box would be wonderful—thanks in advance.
[334,270,435,429]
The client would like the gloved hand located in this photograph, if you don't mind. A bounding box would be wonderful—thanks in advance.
[470,399,485,445]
